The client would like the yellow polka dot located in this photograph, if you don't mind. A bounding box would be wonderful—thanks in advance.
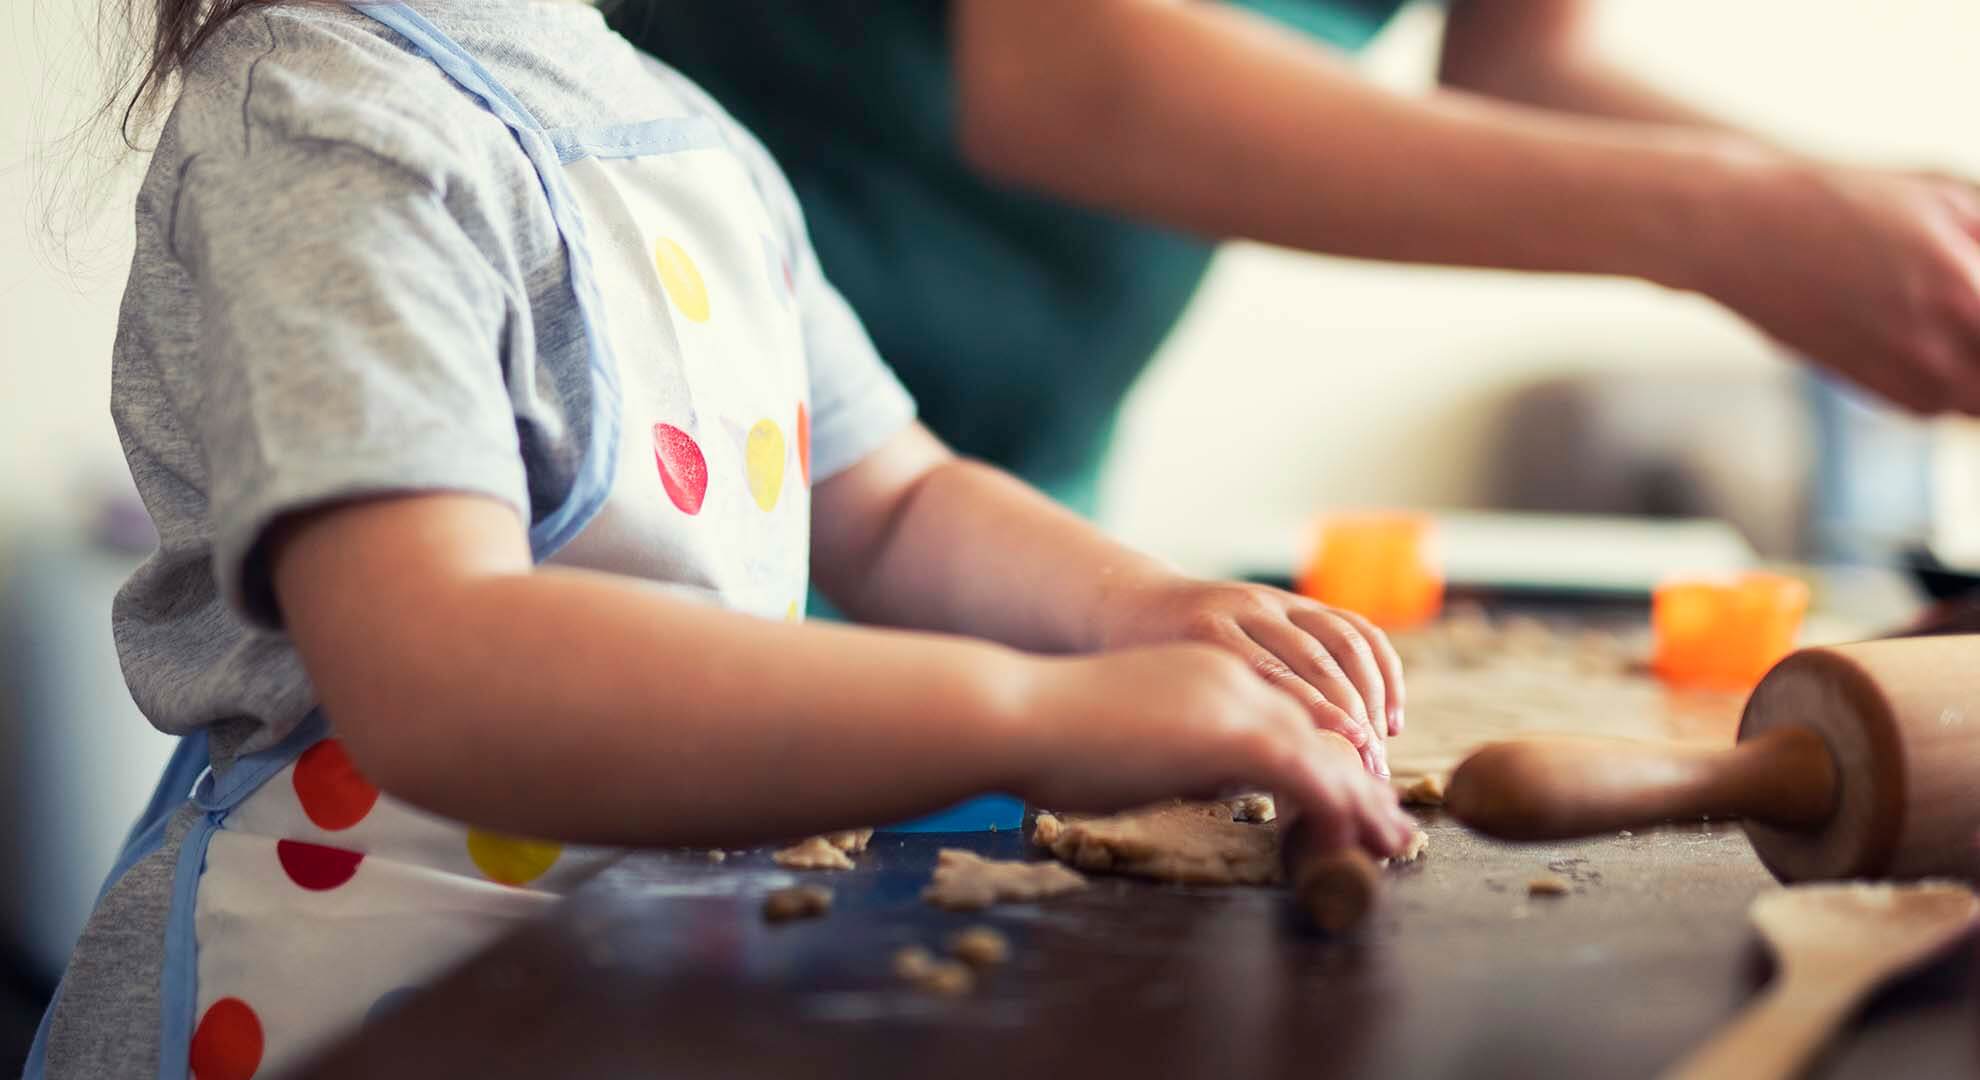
[653,237,710,323]
[745,418,786,511]
[466,829,562,886]
[785,600,800,622]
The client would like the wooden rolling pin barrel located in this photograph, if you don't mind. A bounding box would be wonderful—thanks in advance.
[1446,635,1980,883]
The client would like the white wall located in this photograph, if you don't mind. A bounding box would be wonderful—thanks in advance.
[1101,0,1980,573]
[0,1,146,545]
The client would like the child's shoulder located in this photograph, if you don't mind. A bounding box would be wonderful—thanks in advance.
[163,4,505,187]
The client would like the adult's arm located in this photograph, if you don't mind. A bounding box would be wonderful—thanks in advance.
[951,0,1980,413]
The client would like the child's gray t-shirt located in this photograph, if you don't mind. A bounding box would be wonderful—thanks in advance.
[109,0,916,765]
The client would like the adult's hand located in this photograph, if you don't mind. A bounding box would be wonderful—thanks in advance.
[1692,164,1980,415]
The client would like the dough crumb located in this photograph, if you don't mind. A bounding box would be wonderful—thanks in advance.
[774,836,855,871]
[1400,774,1446,807]
[894,946,974,996]
[825,829,875,854]
[1391,828,1430,864]
[762,885,833,922]
[948,926,1011,969]
[1227,793,1277,823]
[923,849,1087,910]
[1527,876,1570,897]
[893,945,936,980]
[917,961,975,996]
[706,850,727,863]
[1031,813,1063,846]
[1618,830,1634,838]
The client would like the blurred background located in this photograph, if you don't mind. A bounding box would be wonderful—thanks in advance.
[2,0,1977,1070]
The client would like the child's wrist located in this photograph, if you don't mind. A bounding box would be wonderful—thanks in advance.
[1087,562,1194,652]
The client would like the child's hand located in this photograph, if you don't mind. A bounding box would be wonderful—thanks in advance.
[1012,645,1415,857]
[1095,579,1405,777]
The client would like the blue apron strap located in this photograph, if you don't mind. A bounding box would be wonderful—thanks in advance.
[118,731,209,861]
[349,1,619,559]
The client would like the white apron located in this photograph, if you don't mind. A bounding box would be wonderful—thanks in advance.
[129,6,815,1076]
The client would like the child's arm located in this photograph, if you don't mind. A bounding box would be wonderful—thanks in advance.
[271,492,1415,855]
[812,424,1406,776]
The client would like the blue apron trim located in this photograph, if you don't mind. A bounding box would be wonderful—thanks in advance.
[550,117,726,163]
[155,812,220,1080]
[25,730,215,1079]
[108,731,208,901]
[193,711,331,812]
[356,3,543,134]
[358,2,620,561]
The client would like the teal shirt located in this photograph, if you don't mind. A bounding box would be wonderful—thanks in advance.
[615,0,1411,511]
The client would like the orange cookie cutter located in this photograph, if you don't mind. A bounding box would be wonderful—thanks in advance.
[1298,512,1445,630]
[1651,571,1810,691]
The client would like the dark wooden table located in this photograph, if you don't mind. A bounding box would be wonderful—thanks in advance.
[291,814,1979,1079]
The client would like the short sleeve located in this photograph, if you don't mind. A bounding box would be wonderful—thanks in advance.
[648,60,918,482]
[173,131,531,627]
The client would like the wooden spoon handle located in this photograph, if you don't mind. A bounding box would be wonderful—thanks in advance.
[1445,727,1836,841]
[1663,980,1860,1080]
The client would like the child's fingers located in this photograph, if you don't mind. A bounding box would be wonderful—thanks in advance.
[1332,608,1406,735]
[1222,628,1372,749]
[1240,617,1375,739]
[1270,731,1411,859]
[1284,607,1389,743]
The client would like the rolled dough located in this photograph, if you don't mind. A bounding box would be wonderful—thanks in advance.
[1038,800,1281,885]
[921,849,1088,910]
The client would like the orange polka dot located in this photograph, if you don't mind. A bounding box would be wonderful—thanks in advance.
[292,739,379,831]
[466,829,562,887]
[796,402,811,487]
[276,839,363,891]
[190,997,263,1080]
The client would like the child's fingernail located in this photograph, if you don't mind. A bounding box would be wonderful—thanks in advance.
[1389,705,1405,734]
[1372,740,1391,778]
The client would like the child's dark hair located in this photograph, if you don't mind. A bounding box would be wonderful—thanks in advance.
[117,0,285,144]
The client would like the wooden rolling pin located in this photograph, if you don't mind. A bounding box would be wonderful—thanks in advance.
[1446,636,1980,883]
[1280,729,1387,931]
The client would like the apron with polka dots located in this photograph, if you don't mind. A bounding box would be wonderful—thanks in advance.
[176,6,813,1077]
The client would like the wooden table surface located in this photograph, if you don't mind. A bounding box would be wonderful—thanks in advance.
[291,816,1979,1079]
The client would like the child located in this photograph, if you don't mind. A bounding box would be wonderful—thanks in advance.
[31,1,1411,1076]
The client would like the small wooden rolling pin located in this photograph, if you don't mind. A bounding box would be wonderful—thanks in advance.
[1280,729,1387,931]
[1446,636,1980,883]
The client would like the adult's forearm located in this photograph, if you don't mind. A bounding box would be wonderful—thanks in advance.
[956,0,1770,291]
[1439,0,1738,132]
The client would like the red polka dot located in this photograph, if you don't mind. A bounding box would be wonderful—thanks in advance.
[796,403,811,487]
[292,739,378,831]
[652,423,708,515]
[190,997,263,1080]
[276,839,363,891]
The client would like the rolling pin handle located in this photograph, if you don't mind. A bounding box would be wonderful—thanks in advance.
[1445,727,1837,841]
